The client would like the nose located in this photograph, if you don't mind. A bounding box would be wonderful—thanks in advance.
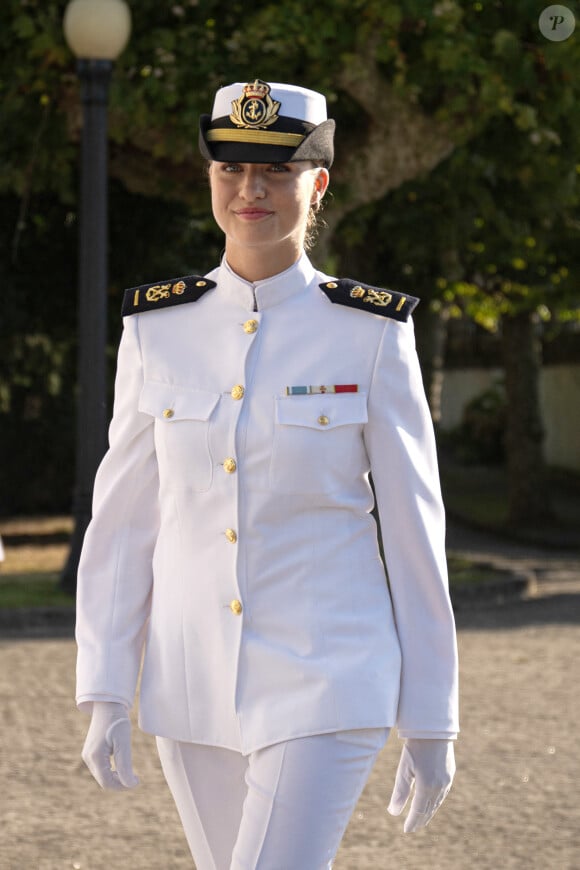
[239,167,266,200]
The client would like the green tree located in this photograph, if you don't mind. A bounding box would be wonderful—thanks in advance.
[1,0,579,524]
[330,10,580,524]
[335,125,580,523]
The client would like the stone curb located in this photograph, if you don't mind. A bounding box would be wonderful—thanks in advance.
[449,570,533,609]
[0,606,75,638]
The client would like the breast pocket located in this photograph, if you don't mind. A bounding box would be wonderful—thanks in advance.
[270,393,369,495]
[139,381,220,492]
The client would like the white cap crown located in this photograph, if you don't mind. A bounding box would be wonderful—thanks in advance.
[211,81,328,124]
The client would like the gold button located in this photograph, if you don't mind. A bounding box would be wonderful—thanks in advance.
[223,458,237,474]
[231,385,245,400]
[196,280,207,287]
[162,408,174,419]
[326,282,338,289]
[318,415,330,426]
[230,599,243,615]
[243,319,259,334]
[225,528,237,543]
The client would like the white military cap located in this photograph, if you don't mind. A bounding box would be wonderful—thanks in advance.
[199,79,335,167]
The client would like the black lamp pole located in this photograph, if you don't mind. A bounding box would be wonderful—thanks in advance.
[61,60,112,594]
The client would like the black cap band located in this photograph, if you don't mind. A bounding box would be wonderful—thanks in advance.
[199,115,335,166]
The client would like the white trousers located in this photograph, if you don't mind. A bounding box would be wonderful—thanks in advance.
[156,728,389,870]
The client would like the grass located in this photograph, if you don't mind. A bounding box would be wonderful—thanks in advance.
[0,573,74,608]
[441,463,509,528]
[0,562,505,608]
[5,461,578,610]
[0,514,515,610]
[440,455,580,546]
[0,515,73,609]
[0,561,509,608]
[446,556,509,587]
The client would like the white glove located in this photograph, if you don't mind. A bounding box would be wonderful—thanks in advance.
[388,738,455,833]
[81,701,139,790]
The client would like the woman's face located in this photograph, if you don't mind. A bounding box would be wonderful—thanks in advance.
[209,161,329,262]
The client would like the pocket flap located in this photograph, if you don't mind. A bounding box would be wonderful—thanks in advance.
[275,392,368,430]
[139,381,220,422]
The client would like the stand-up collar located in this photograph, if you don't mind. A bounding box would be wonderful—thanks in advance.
[215,253,316,312]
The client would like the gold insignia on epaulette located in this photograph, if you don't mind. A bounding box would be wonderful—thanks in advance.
[172,281,186,295]
[146,284,171,303]
[230,80,281,129]
[364,289,393,308]
[350,286,366,299]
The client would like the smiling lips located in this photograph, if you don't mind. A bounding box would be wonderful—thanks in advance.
[234,208,274,221]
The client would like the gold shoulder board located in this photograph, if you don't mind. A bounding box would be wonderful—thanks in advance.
[122,275,216,317]
[319,278,419,322]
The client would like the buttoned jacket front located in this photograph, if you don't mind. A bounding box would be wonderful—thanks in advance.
[76,254,459,754]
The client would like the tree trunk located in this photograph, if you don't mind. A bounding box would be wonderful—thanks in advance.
[413,304,450,425]
[501,312,552,524]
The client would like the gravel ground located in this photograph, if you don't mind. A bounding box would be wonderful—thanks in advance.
[1,587,579,870]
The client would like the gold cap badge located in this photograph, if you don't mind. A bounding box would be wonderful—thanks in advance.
[230,79,281,129]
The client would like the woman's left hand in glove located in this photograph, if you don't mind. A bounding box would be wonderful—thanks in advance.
[387,738,456,833]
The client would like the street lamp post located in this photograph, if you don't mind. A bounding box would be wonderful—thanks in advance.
[61,0,131,594]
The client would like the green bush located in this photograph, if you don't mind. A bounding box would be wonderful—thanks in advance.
[449,382,507,464]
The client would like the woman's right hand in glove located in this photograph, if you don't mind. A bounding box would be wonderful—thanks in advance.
[81,701,139,790]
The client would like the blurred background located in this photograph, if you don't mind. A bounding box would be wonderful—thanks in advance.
[0,0,579,595]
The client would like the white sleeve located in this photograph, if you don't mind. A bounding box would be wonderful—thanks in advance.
[76,315,160,712]
[364,316,459,738]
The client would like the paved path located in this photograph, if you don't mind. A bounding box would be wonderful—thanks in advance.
[1,526,579,869]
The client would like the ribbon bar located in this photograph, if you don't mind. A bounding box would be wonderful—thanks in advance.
[285,385,359,396]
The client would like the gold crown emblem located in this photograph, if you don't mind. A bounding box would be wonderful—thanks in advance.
[243,79,269,100]
[230,79,281,129]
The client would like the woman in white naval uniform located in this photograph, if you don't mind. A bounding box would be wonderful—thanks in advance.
[77,80,459,869]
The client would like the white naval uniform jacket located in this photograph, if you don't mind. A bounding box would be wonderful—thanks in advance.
[76,253,459,754]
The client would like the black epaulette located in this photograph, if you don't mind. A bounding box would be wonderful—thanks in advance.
[319,279,419,322]
[121,275,216,316]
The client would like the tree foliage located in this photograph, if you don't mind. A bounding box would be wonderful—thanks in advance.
[1,0,579,519]
[3,1,576,208]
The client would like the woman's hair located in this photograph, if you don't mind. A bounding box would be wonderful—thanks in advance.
[304,159,327,251]
[304,199,326,252]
